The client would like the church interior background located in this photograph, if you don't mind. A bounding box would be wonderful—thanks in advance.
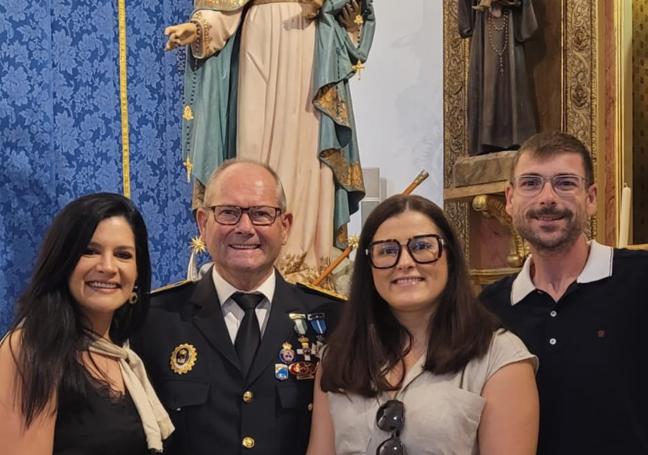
[1,0,647,335]
[0,1,442,333]
[443,0,648,287]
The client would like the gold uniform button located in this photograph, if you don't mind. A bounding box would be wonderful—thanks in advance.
[307,402,313,412]
[243,391,254,403]
[242,436,255,449]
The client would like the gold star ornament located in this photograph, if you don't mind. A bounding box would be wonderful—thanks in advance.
[191,236,206,254]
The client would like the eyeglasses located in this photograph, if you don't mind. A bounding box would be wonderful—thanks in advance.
[512,174,588,197]
[376,399,406,455]
[209,205,282,226]
[366,234,446,269]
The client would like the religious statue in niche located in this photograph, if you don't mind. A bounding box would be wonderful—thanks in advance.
[459,0,538,155]
[164,0,375,283]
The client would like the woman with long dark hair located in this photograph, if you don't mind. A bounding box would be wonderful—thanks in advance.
[0,193,173,454]
[307,194,538,454]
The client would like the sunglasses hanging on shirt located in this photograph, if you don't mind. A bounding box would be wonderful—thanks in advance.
[375,399,407,455]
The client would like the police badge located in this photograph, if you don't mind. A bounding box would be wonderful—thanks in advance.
[169,343,198,374]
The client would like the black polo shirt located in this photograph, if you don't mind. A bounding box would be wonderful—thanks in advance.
[481,242,648,455]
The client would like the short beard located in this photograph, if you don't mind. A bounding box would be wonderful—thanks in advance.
[515,206,584,254]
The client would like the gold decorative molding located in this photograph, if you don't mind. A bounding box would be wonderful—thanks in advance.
[118,0,131,198]
[562,0,598,237]
[443,0,468,188]
[444,181,508,201]
[472,195,527,267]
[472,195,510,225]
[444,0,600,260]
[631,1,648,243]
[443,1,469,255]
[470,267,521,291]
[563,0,596,144]
[445,200,470,258]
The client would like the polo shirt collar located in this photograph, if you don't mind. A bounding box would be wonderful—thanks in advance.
[510,240,613,306]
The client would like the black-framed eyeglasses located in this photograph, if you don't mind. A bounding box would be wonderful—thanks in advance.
[376,399,406,455]
[209,205,282,226]
[511,174,588,197]
[366,234,446,269]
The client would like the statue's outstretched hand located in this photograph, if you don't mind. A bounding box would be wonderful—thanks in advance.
[164,23,198,51]
[338,0,362,33]
[302,0,324,20]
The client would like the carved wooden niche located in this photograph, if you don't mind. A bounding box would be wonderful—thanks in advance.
[443,0,599,286]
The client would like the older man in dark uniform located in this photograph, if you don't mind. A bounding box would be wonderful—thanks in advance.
[134,160,339,455]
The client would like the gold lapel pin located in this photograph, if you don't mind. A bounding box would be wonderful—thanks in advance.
[169,343,198,375]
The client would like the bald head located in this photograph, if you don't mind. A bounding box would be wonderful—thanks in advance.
[196,159,293,290]
[203,159,287,211]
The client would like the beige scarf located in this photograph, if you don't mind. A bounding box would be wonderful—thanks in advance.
[89,336,174,453]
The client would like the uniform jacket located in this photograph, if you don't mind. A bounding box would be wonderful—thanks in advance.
[133,270,340,455]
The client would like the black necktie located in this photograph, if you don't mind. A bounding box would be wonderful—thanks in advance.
[232,292,264,376]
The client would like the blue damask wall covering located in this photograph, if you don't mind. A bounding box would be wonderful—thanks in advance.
[0,0,198,334]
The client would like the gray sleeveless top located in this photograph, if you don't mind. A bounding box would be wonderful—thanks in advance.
[327,330,537,455]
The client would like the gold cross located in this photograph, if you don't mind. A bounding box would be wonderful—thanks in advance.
[183,157,193,182]
[354,14,364,27]
[183,105,194,121]
[352,61,365,79]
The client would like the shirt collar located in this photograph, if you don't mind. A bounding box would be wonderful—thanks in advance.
[510,240,613,305]
[211,267,276,306]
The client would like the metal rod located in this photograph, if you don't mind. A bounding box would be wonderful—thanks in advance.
[311,170,430,287]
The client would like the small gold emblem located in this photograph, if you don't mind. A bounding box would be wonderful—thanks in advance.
[170,343,197,374]
[183,105,194,121]
[352,61,366,79]
[183,157,193,182]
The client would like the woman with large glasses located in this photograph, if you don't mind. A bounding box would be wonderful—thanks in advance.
[307,194,538,454]
[0,193,173,454]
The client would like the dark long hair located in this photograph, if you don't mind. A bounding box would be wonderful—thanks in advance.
[320,195,499,397]
[7,192,151,425]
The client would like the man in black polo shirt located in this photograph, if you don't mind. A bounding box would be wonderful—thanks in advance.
[481,131,648,454]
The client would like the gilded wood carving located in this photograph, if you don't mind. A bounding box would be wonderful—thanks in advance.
[443,0,599,253]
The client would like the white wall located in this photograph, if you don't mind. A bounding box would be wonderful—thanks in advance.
[349,0,444,236]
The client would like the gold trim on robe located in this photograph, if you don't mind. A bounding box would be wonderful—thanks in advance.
[313,85,350,127]
[194,0,250,11]
[320,149,364,191]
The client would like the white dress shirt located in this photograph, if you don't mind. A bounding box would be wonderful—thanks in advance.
[211,267,276,343]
